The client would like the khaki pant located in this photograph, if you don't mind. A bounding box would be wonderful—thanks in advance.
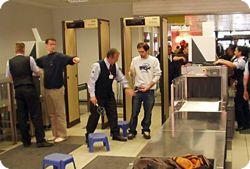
[44,87,67,138]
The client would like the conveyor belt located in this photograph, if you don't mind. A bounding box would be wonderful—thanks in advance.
[133,111,227,169]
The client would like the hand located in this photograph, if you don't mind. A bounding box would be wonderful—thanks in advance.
[139,86,150,92]
[182,57,186,62]
[125,88,135,96]
[214,59,224,65]
[213,60,220,65]
[73,57,80,64]
[90,96,97,105]
[244,90,249,101]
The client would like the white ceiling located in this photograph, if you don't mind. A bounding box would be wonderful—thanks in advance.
[13,0,133,8]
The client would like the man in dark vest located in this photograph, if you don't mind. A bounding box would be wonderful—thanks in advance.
[5,43,53,147]
[215,46,250,131]
[86,48,134,143]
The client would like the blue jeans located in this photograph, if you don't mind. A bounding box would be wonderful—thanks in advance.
[129,90,155,135]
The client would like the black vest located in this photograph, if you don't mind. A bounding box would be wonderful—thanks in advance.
[232,57,247,90]
[95,60,116,98]
[9,56,34,88]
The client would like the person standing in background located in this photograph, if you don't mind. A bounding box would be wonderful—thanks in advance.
[215,46,249,131]
[36,38,80,143]
[128,43,162,140]
[6,43,53,147]
[172,44,189,79]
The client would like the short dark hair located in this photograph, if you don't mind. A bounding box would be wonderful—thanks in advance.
[236,46,249,57]
[236,46,244,54]
[45,38,56,44]
[228,44,237,51]
[137,42,150,51]
[15,43,25,53]
[107,48,120,58]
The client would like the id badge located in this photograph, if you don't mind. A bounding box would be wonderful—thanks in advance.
[109,74,114,79]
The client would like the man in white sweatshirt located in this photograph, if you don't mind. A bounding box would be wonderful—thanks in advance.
[128,42,162,140]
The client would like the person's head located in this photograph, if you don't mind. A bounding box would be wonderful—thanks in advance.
[180,40,187,48]
[137,42,150,58]
[45,38,57,53]
[168,45,172,55]
[106,48,120,65]
[183,44,189,55]
[234,46,244,57]
[227,45,237,56]
[15,43,25,55]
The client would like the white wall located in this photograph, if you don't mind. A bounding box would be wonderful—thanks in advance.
[52,2,133,53]
[0,2,54,74]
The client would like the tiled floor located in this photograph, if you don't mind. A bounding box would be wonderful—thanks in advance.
[43,105,162,169]
[1,104,250,169]
[230,132,250,169]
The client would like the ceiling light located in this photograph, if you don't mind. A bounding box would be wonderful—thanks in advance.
[66,0,88,3]
[0,0,8,9]
[242,0,250,8]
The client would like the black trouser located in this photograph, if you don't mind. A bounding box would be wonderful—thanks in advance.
[15,85,45,144]
[86,94,119,137]
[235,83,250,128]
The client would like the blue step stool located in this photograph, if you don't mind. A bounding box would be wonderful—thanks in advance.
[88,133,110,153]
[118,121,129,137]
[42,153,76,169]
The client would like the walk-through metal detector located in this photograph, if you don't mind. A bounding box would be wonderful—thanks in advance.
[62,19,110,128]
[121,16,169,124]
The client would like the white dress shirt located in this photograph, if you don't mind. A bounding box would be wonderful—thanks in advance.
[6,54,40,78]
[88,58,129,98]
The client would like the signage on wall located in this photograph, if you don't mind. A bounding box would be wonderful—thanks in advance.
[84,19,98,29]
[145,16,160,27]
[171,25,190,31]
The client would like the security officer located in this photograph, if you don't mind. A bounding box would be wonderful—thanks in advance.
[86,48,134,143]
[215,46,249,131]
[6,43,53,147]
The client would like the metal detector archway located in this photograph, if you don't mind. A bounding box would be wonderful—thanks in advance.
[62,18,110,128]
[121,16,169,124]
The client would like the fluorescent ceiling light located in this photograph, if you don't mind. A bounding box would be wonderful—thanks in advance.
[0,0,8,9]
[242,0,250,8]
[66,0,89,3]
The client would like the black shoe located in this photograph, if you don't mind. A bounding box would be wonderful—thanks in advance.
[36,141,54,148]
[143,132,151,140]
[23,142,31,148]
[127,133,136,140]
[113,135,127,142]
[236,127,247,132]
[85,133,89,147]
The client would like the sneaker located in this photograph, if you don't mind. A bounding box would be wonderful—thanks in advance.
[47,136,56,141]
[54,137,67,143]
[36,141,54,148]
[143,132,151,140]
[0,161,8,169]
[127,133,136,140]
